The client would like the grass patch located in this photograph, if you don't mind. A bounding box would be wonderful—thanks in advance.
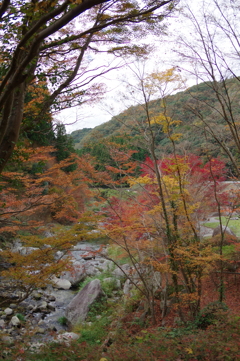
[204,216,240,237]
[74,310,112,345]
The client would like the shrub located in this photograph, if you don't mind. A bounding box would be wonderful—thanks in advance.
[57,316,68,326]
[16,313,25,322]
[195,301,228,329]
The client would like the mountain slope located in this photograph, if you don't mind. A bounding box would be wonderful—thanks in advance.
[71,78,240,160]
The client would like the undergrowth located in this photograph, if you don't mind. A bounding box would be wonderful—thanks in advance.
[2,315,240,361]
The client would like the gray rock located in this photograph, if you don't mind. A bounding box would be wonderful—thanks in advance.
[15,246,39,255]
[112,264,132,279]
[0,335,14,344]
[9,303,17,309]
[123,279,134,296]
[48,295,56,302]
[10,315,21,327]
[32,291,42,300]
[85,265,100,277]
[38,301,48,311]
[212,225,236,237]
[56,332,80,344]
[43,230,54,238]
[65,279,104,325]
[51,276,71,290]
[0,319,5,328]
[34,327,46,334]
[29,342,45,352]
[47,303,55,311]
[55,251,64,260]
[4,308,13,315]
[60,261,86,286]
[97,260,114,272]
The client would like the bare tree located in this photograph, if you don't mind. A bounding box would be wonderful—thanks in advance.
[176,0,240,176]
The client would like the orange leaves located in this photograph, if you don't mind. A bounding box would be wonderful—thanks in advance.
[0,146,103,234]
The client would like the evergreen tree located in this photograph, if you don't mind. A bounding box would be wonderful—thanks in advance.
[54,123,76,172]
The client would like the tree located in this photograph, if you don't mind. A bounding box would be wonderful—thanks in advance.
[77,134,149,181]
[176,0,240,176]
[0,0,178,173]
[92,67,231,324]
[0,144,111,301]
[54,122,77,172]
[22,79,55,147]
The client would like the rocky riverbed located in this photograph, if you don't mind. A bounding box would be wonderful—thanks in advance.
[0,240,133,346]
[0,217,230,347]
[0,242,115,343]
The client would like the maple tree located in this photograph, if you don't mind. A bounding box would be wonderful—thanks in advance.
[0,0,178,173]
[102,153,227,322]
[0,144,112,301]
[94,68,234,323]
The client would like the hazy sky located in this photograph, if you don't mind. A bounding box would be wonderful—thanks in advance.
[55,2,185,134]
[55,0,237,134]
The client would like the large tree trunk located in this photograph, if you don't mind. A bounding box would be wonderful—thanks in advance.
[0,84,25,173]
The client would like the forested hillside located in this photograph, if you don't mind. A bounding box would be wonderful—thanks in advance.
[72,78,240,165]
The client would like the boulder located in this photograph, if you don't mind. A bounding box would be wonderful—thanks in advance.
[51,276,71,290]
[112,264,132,279]
[65,279,104,325]
[60,261,86,286]
[85,264,100,277]
[123,279,134,296]
[212,225,236,238]
[97,260,114,272]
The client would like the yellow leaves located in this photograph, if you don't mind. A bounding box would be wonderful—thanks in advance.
[147,204,163,215]
[150,113,182,143]
[150,113,181,129]
[150,113,172,126]
[144,68,186,97]
[150,68,180,84]
[150,261,171,273]
[169,133,182,142]
[185,347,193,354]
[179,292,199,305]
[128,175,152,186]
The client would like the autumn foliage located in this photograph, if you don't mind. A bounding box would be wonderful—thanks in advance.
[0,145,111,299]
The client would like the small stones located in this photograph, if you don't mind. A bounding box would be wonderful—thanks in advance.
[10,316,21,327]
[4,308,13,316]
[0,335,14,344]
[34,327,46,335]
[9,303,17,309]
[56,332,80,344]
[38,301,48,311]
[47,295,56,302]
[47,303,55,311]
[32,291,42,300]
